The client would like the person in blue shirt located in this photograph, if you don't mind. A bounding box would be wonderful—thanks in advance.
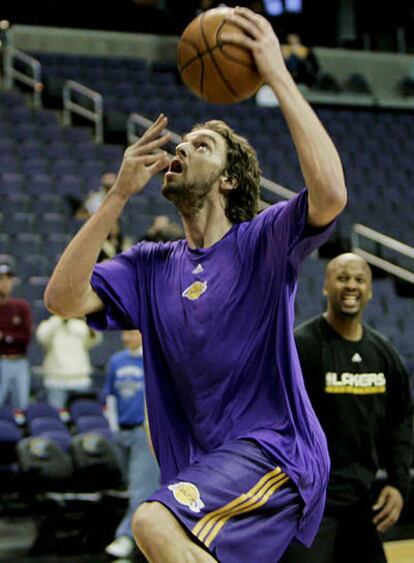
[103,329,160,559]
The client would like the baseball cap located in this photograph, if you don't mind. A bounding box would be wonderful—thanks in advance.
[0,263,14,276]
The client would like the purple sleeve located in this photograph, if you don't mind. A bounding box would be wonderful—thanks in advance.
[87,245,142,331]
[260,188,337,270]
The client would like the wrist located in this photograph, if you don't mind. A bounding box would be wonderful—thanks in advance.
[106,187,131,208]
[267,68,295,90]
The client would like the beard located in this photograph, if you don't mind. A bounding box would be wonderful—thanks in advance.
[334,300,363,318]
[162,168,224,216]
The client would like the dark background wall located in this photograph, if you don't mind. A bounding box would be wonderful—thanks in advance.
[1,0,414,52]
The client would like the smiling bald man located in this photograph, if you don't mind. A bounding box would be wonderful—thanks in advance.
[282,253,413,563]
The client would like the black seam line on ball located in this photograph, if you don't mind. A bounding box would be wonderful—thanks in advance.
[217,44,256,69]
[216,20,256,69]
[178,42,221,73]
[201,17,238,98]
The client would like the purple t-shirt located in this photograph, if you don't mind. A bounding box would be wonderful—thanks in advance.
[88,189,336,541]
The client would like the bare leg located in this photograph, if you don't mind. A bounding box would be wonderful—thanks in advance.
[132,502,217,562]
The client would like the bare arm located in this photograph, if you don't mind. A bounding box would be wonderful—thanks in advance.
[224,8,347,227]
[44,114,171,318]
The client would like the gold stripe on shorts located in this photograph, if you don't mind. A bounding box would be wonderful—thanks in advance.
[192,466,289,547]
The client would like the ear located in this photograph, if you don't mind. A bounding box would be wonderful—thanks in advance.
[219,175,238,192]
[322,285,328,296]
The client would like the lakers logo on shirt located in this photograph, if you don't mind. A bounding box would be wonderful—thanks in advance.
[182,280,207,301]
[168,482,205,513]
[325,371,386,394]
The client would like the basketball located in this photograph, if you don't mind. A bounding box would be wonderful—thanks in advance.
[177,7,262,104]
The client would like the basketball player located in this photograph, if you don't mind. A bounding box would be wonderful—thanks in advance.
[282,253,413,563]
[45,7,347,562]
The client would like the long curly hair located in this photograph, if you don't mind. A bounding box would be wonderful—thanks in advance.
[192,120,261,223]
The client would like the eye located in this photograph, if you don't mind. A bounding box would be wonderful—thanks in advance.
[196,142,208,151]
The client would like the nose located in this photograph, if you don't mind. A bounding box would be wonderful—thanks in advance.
[345,277,357,289]
[176,143,188,158]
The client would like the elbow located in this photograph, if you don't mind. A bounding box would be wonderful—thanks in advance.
[324,181,348,217]
[44,284,66,317]
[331,188,347,216]
[337,183,348,212]
[308,183,347,227]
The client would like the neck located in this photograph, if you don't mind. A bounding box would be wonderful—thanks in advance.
[128,346,142,356]
[324,311,363,341]
[181,202,233,249]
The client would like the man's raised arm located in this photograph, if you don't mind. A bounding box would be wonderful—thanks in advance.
[44,114,170,318]
[224,8,347,227]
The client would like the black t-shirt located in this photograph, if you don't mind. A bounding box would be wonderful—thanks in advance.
[295,315,413,510]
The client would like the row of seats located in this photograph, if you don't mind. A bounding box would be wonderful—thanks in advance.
[0,399,122,494]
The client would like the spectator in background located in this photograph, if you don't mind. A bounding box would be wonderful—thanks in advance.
[73,172,118,220]
[98,220,133,263]
[144,214,183,242]
[36,315,102,408]
[282,253,413,563]
[282,33,319,87]
[0,261,32,409]
[103,330,160,560]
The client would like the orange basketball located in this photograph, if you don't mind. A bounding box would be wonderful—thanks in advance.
[177,7,263,104]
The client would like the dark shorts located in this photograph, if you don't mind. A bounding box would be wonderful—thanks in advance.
[147,439,302,563]
[281,506,387,563]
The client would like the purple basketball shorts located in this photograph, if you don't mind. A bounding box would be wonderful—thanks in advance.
[147,439,302,562]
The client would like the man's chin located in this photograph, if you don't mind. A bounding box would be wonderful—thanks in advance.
[161,181,181,203]
[339,307,360,318]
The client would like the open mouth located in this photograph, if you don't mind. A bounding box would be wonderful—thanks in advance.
[341,293,360,306]
[168,158,183,174]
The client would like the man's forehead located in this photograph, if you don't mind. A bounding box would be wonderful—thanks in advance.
[330,260,371,276]
[183,129,223,144]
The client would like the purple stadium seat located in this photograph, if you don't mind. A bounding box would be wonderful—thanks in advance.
[0,420,22,444]
[76,416,110,433]
[0,405,16,423]
[30,417,68,435]
[70,399,104,420]
[26,402,61,423]
[0,416,23,469]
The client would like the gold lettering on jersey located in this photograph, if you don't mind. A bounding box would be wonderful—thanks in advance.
[182,280,207,301]
[325,372,386,394]
[168,482,205,513]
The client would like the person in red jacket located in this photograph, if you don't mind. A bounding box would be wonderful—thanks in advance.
[0,261,32,408]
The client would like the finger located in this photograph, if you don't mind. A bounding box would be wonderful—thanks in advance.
[233,6,265,25]
[375,508,399,533]
[231,7,267,32]
[220,32,255,50]
[132,133,171,156]
[135,152,169,164]
[373,508,388,525]
[126,132,170,157]
[225,13,262,39]
[372,492,387,511]
[147,154,170,176]
[373,501,394,525]
[140,114,168,143]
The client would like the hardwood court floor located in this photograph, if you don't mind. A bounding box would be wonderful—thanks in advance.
[384,539,414,563]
